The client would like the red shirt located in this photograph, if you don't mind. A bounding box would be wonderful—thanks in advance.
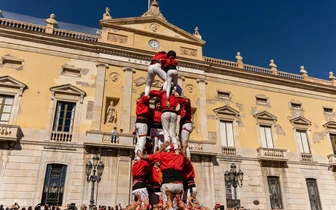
[183,159,195,181]
[152,52,166,61]
[164,57,178,68]
[151,165,162,184]
[132,159,151,181]
[178,97,191,123]
[150,108,162,123]
[149,152,184,171]
[150,90,185,113]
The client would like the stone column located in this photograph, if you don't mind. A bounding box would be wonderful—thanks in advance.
[201,156,215,207]
[120,67,135,133]
[197,78,208,140]
[91,63,109,130]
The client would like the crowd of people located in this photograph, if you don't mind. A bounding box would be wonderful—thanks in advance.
[129,50,209,210]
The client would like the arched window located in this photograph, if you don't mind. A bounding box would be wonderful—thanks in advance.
[41,164,67,205]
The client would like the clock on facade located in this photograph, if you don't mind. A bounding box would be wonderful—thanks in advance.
[149,39,160,50]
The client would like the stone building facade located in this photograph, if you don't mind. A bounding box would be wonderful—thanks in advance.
[0,1,336,209]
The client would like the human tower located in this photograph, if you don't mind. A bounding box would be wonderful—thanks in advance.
[129,51,210,210]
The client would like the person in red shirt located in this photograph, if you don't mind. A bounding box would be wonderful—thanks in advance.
[163,50,178,102]
[151,161,163,197]
[150,99,164,153]
[178,96,193,158]
[135,93,155,160]
[151,90,188,150]
[138,142,188,204]
[133,142,169,207]
[144,51,167,96]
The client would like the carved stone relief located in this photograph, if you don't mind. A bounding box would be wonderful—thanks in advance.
[235,103,244,112]
[312,131,327,143]
[109,72,120,82]
[134,77,146,86]
[275,124,285,135]
[237,116,244,127]
[150,24,158,32]
[180,47,197,57]
[250,107,259,115]
[208,132,217,142]
[152,80,163,88]
[288,110,304,120]
[0,54,24,70]
[76,81,90,87]
[107,33,128,44]
[324,112,336,122]
[185,84,195,94]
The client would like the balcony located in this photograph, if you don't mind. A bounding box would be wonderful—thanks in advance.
[0,124,22,147]
[327,154,336,172]
[50,131,73,142]
[301,153,313,162]
[222,146,236,156]
[85,131,136,151]
[257,147,288,166]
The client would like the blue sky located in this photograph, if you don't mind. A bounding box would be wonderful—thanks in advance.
[0,0,334,79]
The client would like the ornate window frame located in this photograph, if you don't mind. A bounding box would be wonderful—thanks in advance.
[0,54,25,70]
[216,89,232,100]
[289,100,303,110]
[60,63,86,77]
[45,84,86,143]
[323,121,336,155]
[254,111,279,148]
[255,94,270,106]
[323,106,333,114]
[0,76,27,124]
[290,116,314,154]
[213,106,240,149]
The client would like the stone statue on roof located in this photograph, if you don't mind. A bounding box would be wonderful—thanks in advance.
[103,7,112,20]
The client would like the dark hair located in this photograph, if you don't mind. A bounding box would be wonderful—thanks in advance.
[154,99,161,105]
[167,50,176,58]
[159,51,166,54]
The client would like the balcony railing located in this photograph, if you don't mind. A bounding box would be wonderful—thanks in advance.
[256,147,288,162]
[0,124,21,142]
[301,153,313,162]
[222,146,236,156]
[189,141,203,151]
[50,131,72,142]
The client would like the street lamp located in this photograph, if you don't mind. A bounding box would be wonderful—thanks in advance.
[86,155,104,210]
[224,163,244,202]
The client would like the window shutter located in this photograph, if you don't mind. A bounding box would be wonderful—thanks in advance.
[296,131,304,153]
[226,121,234,147]
[260,126,267,148]
[301,131,310,153]
[220,121,227,146]
[265,126,274,148]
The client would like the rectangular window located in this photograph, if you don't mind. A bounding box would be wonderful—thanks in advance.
[323,107,333,113]
[306,179,322,210]
[268,176,283,209]
[259,126,274,148]
[291,102,302,109]
[330,134,336,155]
[220,121,234,147]
[296,130,310,153]
[0,95,14,124]
[53,101,76,132]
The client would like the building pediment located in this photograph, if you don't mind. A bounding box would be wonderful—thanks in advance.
[290,116,311,126]
[254,111,277,121]
[323,121,336,129]
[0,76,27,89]
[213,106,239,116]
[50,84,86,97]
[100,17,205,46]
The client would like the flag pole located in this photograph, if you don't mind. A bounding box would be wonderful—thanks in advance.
[148,0,151,10]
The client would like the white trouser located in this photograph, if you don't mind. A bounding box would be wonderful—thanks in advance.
[135,123,148,159]
[132,187,149,207]
[164,69,178,98]
[145,63,167,96]
[161,112,178,150]
[161,183,183,203]
[180,122,193,158]
[163,82,183,96]
[150,127,164,153]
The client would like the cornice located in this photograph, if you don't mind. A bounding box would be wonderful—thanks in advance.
[0,25,335,96]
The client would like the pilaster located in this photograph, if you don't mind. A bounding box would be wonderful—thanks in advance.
[91,63,109,131]
[120,67,136,133]
[197,78,208,140]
